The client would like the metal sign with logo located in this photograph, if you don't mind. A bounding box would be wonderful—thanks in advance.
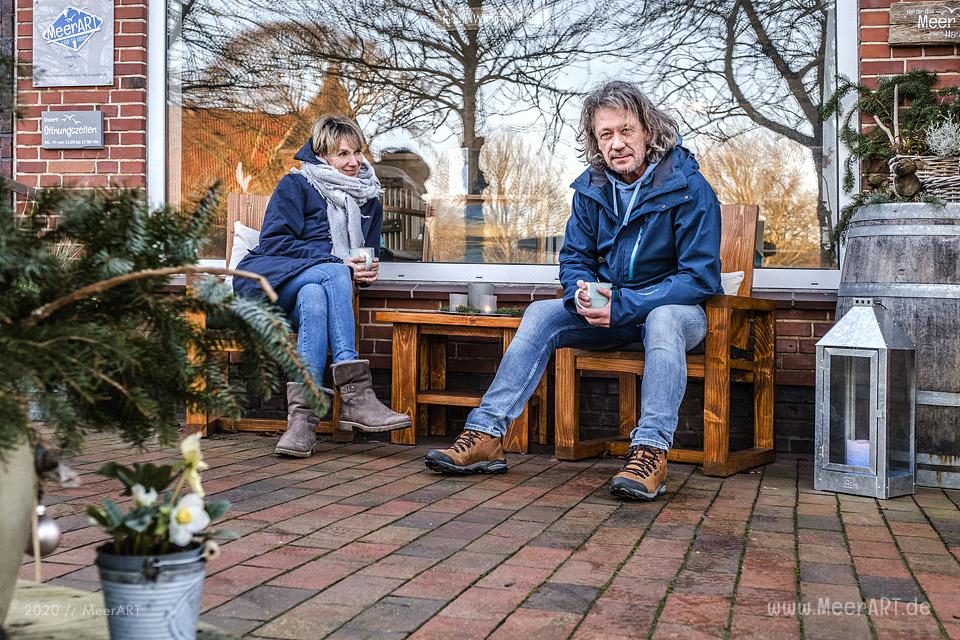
[33,0,114,87]
[41,110,104,149]
[889,2,960,45]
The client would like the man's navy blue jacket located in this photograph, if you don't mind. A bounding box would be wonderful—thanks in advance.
[233,140,382,311]
[559,144,722,327]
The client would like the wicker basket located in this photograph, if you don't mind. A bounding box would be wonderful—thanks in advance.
[890,155,960,202]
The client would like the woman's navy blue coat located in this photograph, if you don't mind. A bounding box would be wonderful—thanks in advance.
[233,140,382,309]
[558,144,722,327]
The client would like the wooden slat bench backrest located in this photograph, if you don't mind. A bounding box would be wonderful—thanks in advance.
[718,203,760,349]
[225,193,272,261]
[718,203,759,297]
[223,191,360,326]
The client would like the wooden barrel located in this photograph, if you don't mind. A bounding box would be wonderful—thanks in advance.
[837,203,960,488]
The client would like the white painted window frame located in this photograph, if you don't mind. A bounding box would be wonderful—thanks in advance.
[146,0,165,209]
[147,0,858,289]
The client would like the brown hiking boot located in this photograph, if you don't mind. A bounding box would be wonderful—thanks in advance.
[424,430,507,475]
[609,445,667,501]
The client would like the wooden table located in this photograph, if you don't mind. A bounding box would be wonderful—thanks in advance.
[374,311,548,453]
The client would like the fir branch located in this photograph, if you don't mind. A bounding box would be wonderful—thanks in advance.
[22,266,277,327]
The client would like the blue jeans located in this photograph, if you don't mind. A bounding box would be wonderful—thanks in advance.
[464,299,707,450]
[275,263,359,383]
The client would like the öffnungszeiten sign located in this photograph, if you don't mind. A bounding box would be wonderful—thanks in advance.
[42,111,104,149]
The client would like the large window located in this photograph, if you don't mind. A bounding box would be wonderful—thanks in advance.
[163,0,849,286]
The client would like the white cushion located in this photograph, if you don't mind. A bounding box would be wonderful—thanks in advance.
[721,271,745,296]
[225,221,260,288]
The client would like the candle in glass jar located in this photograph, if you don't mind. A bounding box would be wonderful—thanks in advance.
[448,293,468,311]
[478,294,497,314]
[467,282,494,308]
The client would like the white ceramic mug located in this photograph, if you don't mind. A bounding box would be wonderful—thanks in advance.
[349,247,375,271]
[585,282,612,308]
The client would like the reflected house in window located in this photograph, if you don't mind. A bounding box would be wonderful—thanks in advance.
[373,150,430,262]
[172,106,305,257]
[169,68,353,258]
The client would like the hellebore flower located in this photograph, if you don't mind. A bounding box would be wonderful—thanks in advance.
[169,494,210,546]
[180,433,209,497]
[131,484,158,508]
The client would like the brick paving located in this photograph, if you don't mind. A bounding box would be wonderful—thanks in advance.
[22,431,960,639]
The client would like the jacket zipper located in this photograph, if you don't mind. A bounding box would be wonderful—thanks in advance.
[627,228,643,281]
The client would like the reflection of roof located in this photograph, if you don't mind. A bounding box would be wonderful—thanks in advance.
[373,165,420,194]
[179,107,304,199]
[376,151,431,186]
[176,70,353,201]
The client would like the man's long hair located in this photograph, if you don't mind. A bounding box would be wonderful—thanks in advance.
[578,81,680,172]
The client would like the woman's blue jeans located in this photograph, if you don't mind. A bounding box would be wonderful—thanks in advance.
[275,263,359,384]
[464,299,707,451]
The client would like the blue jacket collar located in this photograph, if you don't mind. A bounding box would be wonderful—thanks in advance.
[572,144,699,216]
[293,139,321,164]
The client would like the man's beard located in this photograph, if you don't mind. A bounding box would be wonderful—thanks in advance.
[610,155,645,178]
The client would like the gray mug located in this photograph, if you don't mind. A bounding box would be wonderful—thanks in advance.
[585,282,612,308]
[349,247,375,271]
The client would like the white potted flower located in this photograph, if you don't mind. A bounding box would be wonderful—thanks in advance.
[87,434,233,640]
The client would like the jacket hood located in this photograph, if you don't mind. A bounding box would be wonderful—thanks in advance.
[572,142,700,204]
[293,139,321,164]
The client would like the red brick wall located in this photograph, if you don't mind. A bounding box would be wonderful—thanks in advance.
[13,0,147,192]
[774,304,836,387]
[357,286,836,387]
[860,0,960,89]
[1,0,12,180]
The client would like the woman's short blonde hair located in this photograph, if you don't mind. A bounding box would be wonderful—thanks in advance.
[578,81,679,172]
[311,115,366,157]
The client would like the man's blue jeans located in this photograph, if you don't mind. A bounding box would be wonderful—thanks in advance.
[464,299,707,451]
[275,263,359,384]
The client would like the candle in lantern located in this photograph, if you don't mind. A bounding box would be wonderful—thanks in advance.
[845,439,870,467]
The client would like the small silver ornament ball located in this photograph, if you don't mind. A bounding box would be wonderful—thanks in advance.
[30,505,62,557]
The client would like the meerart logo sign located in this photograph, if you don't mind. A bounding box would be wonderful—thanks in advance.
[917,5,959,29]
[889,2,960,45]
[41,7,104,52]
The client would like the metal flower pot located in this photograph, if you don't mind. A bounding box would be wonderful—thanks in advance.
[95,543,207,640]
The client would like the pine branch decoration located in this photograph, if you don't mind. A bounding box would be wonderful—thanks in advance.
[0,185,325,454]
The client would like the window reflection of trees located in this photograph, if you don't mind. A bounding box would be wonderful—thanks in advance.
[168,0,836,268]
[697,132,820,268]
[621,0,836,268]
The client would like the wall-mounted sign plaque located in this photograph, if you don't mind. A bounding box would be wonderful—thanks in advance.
[889,2,960,45]
[42,110,104,149]
[33,0,114,87]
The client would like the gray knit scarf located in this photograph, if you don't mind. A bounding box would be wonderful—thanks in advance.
[293,160,382,261]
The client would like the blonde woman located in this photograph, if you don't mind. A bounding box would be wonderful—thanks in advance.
[235,115,410,457]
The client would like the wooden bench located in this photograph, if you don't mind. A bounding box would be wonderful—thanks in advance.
[554,204,777,477]
[373,310,549,453]
[185,193,356,441]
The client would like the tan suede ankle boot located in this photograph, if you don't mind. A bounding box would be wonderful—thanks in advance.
[275,382,319,457]
[331,359,411,433]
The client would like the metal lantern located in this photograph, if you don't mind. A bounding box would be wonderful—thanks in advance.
[815,298,916,499]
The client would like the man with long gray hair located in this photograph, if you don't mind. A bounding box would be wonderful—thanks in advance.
[425,80,721,501]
